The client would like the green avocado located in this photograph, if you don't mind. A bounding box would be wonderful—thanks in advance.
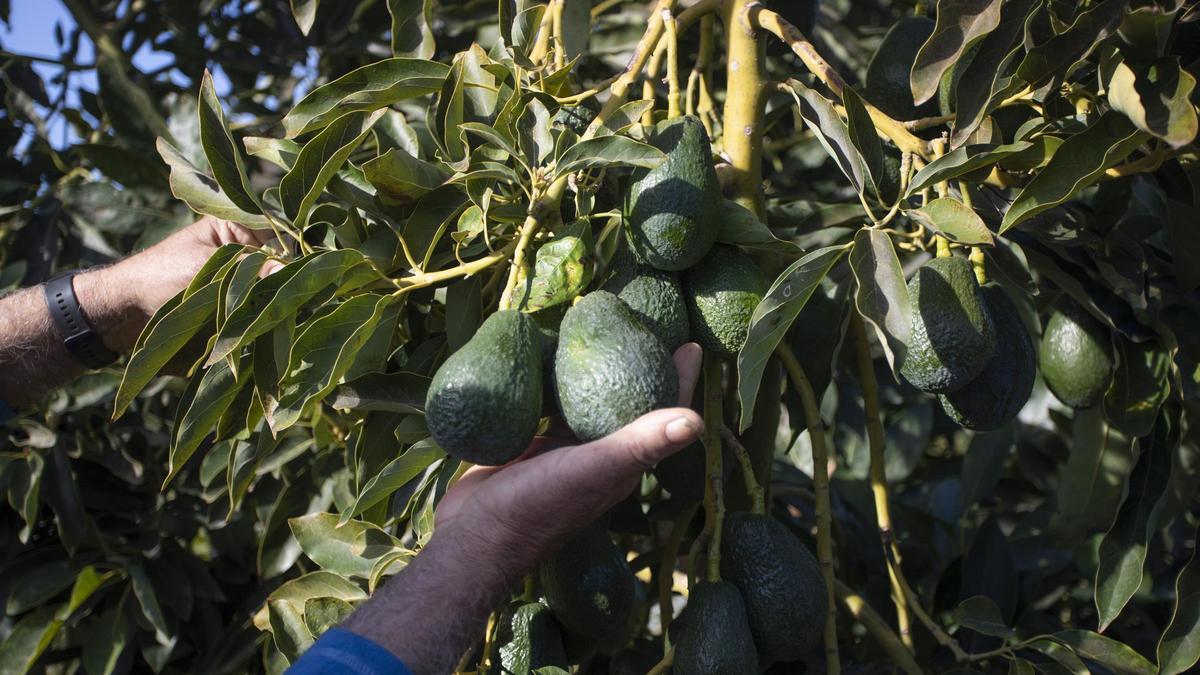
[720,512,827,664]
[684,245,769,359]
[425,310,542,465]
[900,256,996,393]
[673,581,759,675]
[553,96,601,135]
[626,115,721,271]
[601,247,690,351]
[864,17,940,121]
[651,440,706,502]
[555,291,679,442]
[1040,301,1114,408]
[495,601,569,674]
[540,524,635,643]
[939,285,1036,430]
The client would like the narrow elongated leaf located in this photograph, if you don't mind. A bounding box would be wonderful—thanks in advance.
[907,142,1032,195]
[784,79,865,193]
[1102,54,1198,149]
[341,439,446,524]
[129,564,170,644]
[514,219,593,312]
[361,147,448,206]
[280,110,384,227]
[289,513,408,579]
[198,71,260,214]
[402,185,470,269]
[165,357,250,487]
[1050,408,1136,545]
[949,0,1037,146]
[1103,339,1170,437]
[842,87,883,196]
[387,0,435,58]
[1050,630,1155,675]
[717,200,799,252]
[1158,523,1200,674]
[289,0,318,34]
[737,245,850,431]
[1017,0,1130,88]
[907,197,994,245]
[849,229,909,372]
[283,59,449,137]
[460,121,522,164]
[0,606,60,674]
[157,139,270,227]
[1001,113,1147,231]
[554,136,665,177]
[910,0,1004,104]
[244,136,301,170]
[330,372,431,413]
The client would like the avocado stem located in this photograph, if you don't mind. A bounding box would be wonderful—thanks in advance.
[662,10,682,119]
[776,344,841,672]
[970,246,987,285]
[850,315,915,652]
[701,355,726,583]
[720,425,765,515]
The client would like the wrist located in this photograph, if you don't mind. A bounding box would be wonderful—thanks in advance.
[72,264,152,354]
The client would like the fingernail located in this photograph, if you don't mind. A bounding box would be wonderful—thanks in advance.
[665,417,702,444]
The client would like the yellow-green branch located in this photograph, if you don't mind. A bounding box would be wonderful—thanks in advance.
[835,580,925,675]
[721,426,765,515]
[702,355,725,583]
[721,0,768,218]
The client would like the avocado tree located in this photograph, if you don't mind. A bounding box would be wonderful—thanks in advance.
[1,0,1199,673]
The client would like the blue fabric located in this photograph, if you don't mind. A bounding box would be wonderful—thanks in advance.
[0,398,14,425]
[286,628,412,675]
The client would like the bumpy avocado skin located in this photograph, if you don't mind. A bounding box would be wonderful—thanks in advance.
[900,256,996,393]
[673,581,760,675]
[495,601,570,674]
[555,291,679,442]
[553,96,601,135]
[684,245,769,359]
[939,285,1037,430]
[626,116,721,271]
[865,17,940,121]
[425,310,542,465]
[602,247,690,351]
[720,512,827,664]
[539,525,635,643]
[1040,301,1114,408]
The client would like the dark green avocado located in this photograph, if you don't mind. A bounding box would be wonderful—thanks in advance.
[1040,300,1114,408]
[553,96,601,135]
[939,285,1036,430]
[719,511,827,664]
[864,17,940,121]
[555,291,678,442]
[425,309,542,465]
[900,255,996,393]
[684,245,769,359]
[651,440,706,502]
[601,246,690,351]
[626,115,721,271]
[495,601,569,674]
[539,524,635,643]
[672,581,759,675]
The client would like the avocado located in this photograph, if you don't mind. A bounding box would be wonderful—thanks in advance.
[939,285,1036,430]
[539,524,635,643]
[870,144,904,209]
[608,640,663,675]
[864,17,940,121]
[683,245,769,359]
[673,581,759,675]
[601,246,690,351]
[626,115,721,271]
[900,256,996,393]
[554,96,601,135]
[1040,300,1114,408]
[719,512,827,664]
[555,291,679,442]
[532,306,566,416]
[495,601,570,674]
[425,309,542,465]
[652,440,706,502]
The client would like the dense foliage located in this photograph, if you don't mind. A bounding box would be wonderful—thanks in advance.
[1,0,1198,673]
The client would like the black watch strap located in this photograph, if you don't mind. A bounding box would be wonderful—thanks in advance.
[43,273,119,369]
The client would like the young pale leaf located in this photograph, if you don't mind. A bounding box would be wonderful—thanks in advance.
[907,142,1032,195]
[387,0,435,58]
[949,0,1036,147]
[289,0,319,35]
[1103,339,1170,437]
[1158,523,1200,674]
[842,87,883,197]
[554,136,665,177]
[244,136,301,170]
[280,109,385,228]
[196,71,260,214]
[166,357,250,487]
[1050,630,1156,675]
[1002,113,1147,231]
[283,59,449,137]
[157,139,270,227]
[1095,415,1174,631]
[717,200,799,252]
[954,595,1015,638]
[907,197,994,245]
[783,79,866,193]
[361,147,448,206]
[514,219,593,312]
[737,244,849,431]
[289,512,408,579]
[341,439,446,524]
[1102,54,1198,149]
[849,229,909,373]
[909,0,1003,105]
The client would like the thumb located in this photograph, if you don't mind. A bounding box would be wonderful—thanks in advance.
[573,407,704,475]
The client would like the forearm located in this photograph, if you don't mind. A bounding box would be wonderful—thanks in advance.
[0,262,150,407]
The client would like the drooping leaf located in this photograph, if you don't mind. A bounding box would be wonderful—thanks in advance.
[1016,0,1131,88]
[906,196,994,245]
[849,228,909,373]
[783,79,866,193]
[198,72,261,214]
[341,439,446,524]
[842,86,883,196]
[387,0,435,58]
[402,185,470,269]
[1102,53,1198,149]
[329,372,431,414]
[949,0,1037,146]
[554,135,665,177]
[1050,408,1137,546]
[717,200,799,252]
[157,139,270,227]
[166,357,251,487]
[282,59,450,137]
[910,0,1004,105]
[1103,339,1170,437]
[1158,523,1200,674]
[280,110,385,227]
[906,142,1032,195]
[0,606,61,673]
[289,513,409,579]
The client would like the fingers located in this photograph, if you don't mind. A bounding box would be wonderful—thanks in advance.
[572,407,704,474]
[673,342,703,406]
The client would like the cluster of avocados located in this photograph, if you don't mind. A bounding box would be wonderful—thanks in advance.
[900,254,1118,428]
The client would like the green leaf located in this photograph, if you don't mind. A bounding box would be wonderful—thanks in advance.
[75,143,168,190]
[1094,416,1173,630]
[948,0,1036,147]
[910,0,1003,105]
[303,597,354,637]
[737,244,849,431]
[330,372,431,414]
[842,87,883,198]
[954,595,1015,637]
[289,0,318,35]
[283,59,449,137]
[783,79,866,193]
[1103,339,1170,437]
[514,219,593,312]
[849,229,909,373]
[1001,113,1147,232]
[198,70,260,214]
[157,138,270,227]
[445,277,482,353]
[1016,0,1130,88]
[129,564,170,644]
[1050,630,1155,675]
[80,607,129,675]
[597,100,653,135]
[165,357,251,487]
[361,147,448,207]
[271,295,395,431]
[460,121,523,164]
[559,0,589,60]
[554,135,665,177]
[907,142,1032,195]
[717,200,799,252]
[267,598,311,664]
[341,439,446,524]
[244,136,302,170]
[1050,408,1137,546]
[1102,53,1198,149]
[280,110,384,227]
[1158,523,1200,674]
[906,197,994,245]
[1027,639,1089,675]
[289,512,410,578]
[387,0,435,58]
[403,185,470,269]
[0,606,60,675]
[958,425,1015,517]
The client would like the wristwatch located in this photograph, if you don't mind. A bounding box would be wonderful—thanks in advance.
[43,272,119,369]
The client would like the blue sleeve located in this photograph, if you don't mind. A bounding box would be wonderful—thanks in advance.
[286,628,412,675]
